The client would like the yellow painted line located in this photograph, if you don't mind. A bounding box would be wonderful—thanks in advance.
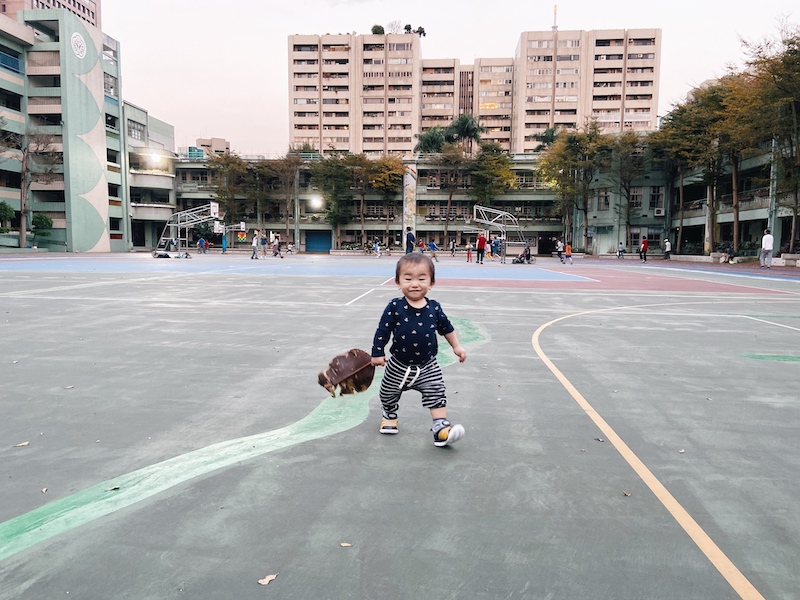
[532,304,766,600]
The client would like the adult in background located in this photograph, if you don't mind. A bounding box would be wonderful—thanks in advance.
[639,237,649,262]
[476,232,487,264]
[760,228,774,269]
[405,227,415,254]
[556,239,565,263]
[428,239,439,262]
[663,238,672,260]
[251,229,260,259]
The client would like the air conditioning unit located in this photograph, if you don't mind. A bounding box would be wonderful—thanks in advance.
[654,208,665,217]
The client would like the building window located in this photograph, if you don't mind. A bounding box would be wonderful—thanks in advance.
[103,72,117,97]
[109,218,122,231]
[127,120,145,140]
[597,189,610,211]
[649,186,664,209]
[630,186,643,208]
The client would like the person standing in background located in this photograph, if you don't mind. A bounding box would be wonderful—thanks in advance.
[405,227,416,254]
[760,228,774,269]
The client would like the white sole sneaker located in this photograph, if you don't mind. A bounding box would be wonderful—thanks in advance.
[434,423,465,447]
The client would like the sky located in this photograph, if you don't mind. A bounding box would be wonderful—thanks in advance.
[101,0,796,156]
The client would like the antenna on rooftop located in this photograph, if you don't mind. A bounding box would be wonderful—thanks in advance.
[552,4,558,31]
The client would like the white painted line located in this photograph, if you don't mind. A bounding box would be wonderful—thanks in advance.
[345,288,376,306]
[741,315,800,333]
[532,300,766,600]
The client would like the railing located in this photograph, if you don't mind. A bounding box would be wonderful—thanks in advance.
[0,51,23,74]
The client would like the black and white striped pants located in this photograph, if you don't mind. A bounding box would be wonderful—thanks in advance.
[380,356,447,415]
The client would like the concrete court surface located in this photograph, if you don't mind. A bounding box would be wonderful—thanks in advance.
[0,252,798,600]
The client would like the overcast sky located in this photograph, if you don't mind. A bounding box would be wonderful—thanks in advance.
[102,0,795,156]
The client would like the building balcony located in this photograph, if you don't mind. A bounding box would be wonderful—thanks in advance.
[129,171,176,190]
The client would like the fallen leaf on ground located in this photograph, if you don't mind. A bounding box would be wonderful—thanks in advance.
[340,542,352,547]
[64,385,74,389]
[594,438,605,443]
[679,449,685,454]
[41,488,47,494]
[258,574,278,586]
[14,441,29,447]
[622,491,631,497]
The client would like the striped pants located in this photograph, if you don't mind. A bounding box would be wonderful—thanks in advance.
[379,356,447,415]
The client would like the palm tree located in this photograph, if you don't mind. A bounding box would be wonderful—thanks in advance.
[414,127,446,154]
[446,113,485,154]
[440,143,471,240]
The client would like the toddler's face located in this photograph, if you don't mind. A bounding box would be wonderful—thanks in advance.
[397,264,433,303]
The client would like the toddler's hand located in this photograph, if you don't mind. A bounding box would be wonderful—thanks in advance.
[453,345,467,363]
[371,356,386,367]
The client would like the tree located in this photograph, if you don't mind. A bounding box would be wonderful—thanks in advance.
[446,113,485,154]
[529,126,559,152]
[414,126,447,154]
[602,131,648,249]
[387,20,402,34]
[369,155,405,239]
[414,27,426,37]
[469,142,515,206]
[710,72,763,252]
[746,24,800,253]
[310,154,352,248]
[0,122,61,248]
[539,121,603,249]
[31,213,52,236]
[270,151,304,240]
[439,142,472,240]
[371,25,384,35]
[342,153,373,246]
[0,200,13,228]
[649,103,701,253]
[404,24,412,34]
[206,152,250,224]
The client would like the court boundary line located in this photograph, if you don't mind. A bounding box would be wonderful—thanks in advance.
[532,300,767,600]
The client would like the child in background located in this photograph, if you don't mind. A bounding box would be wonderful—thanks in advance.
[466,242,473,263]
[565,242,573,265]
[371,254,467,447]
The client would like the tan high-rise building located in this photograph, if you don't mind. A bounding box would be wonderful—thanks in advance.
[1,0,101,28]
[288,28,661,155]
[512,28,661,152]
[289,33,421,156]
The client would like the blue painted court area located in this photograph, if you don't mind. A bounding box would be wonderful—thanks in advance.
[0,254,590,281]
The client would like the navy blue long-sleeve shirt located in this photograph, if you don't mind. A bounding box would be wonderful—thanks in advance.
[372,297,455,365]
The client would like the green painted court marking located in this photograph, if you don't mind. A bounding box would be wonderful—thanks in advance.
[741,354,800,362]
[0,317,483,562]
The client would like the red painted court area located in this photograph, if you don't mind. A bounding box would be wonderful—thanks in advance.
[436,266,787,294]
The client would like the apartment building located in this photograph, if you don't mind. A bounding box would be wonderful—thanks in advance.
[419,58,459,136]
[289,33,421,156]
[289,28,661,155]
[512,28,661,152]
[1,0,100,28]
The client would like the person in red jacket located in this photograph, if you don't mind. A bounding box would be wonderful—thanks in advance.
[639,238,649,262]
[476,233,487,264]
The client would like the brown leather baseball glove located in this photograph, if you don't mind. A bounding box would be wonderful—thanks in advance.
[317,348,375,397]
